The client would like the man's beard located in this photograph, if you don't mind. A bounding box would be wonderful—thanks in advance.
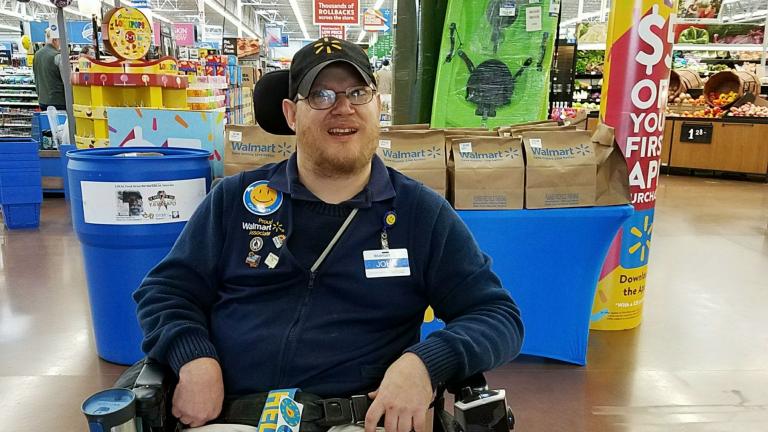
[297,122,379,178]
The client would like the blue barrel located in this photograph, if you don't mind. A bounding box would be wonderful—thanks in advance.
[67,147,212,365]
[59,144,75,200]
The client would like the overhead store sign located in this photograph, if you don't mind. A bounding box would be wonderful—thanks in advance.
[266,25,283,47]
[30,20,98,44]
[362,8,391,33]
[314,0,359,26]
[173,23,196,46]
[319,25,346,40]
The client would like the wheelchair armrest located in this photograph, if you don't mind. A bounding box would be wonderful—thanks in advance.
[131,360,177,431]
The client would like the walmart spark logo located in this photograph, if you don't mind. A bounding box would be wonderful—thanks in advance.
[425,145,442,159]
[503,148,520,159]
[276,143,292,157]
[314,38,342,54]
[628,215,653,263]
[574,144,592,156]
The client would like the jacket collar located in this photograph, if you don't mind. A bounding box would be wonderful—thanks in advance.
[269,153,395,208]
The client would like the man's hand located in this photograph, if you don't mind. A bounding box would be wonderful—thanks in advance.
[172,357,225,428]
[365,353,434,432]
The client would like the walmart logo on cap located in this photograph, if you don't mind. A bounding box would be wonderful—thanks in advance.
[314,38,342,55]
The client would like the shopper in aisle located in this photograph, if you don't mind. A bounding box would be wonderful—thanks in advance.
[33,28,66,111]
[134,37,523,432]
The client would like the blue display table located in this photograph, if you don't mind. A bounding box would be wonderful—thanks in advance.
[422,205,633,365]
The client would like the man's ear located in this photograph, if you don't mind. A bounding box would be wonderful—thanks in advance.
[282,99,297,132]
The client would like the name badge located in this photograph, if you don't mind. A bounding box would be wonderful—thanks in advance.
[363,249,411,278]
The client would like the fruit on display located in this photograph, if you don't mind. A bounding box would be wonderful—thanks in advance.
[710,91,738,107]
[677,107,724,118]
[728,103,768,118]
[668,93,707,106]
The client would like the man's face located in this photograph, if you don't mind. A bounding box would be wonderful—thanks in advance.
[51,39,60,50]
[283,63,381,177]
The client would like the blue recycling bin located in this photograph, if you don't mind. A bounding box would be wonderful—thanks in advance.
[421,205,633,365]
[67,147,212,364]
[59,145,75,200]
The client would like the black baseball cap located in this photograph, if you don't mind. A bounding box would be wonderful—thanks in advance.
[289,37,376,100]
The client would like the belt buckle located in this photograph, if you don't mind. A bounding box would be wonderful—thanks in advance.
[350,395,371,425]
[318,398,354,426]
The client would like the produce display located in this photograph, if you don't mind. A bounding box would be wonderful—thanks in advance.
[678,27,710,44]
[727,103,768,118]
[709,91,738,107]
[572,102,599,112]
[577,23,607,44]
[668,93,707,106]
[678,0,721,19]
[574,50,604,75]
[675,107,725,118]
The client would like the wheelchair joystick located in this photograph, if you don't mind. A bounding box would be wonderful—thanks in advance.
[453,387,514,432]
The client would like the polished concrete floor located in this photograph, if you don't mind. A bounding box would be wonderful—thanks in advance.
[0,174,766,432]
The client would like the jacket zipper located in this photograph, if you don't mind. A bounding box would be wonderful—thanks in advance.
[274,208,358,387]
[276,270,317,385]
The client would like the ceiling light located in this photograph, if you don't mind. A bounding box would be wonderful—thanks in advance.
[287,0,310,39]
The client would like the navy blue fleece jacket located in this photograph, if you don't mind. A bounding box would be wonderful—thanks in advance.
[134,155,523,397]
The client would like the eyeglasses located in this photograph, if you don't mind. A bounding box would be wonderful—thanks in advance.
[298,86,376,110]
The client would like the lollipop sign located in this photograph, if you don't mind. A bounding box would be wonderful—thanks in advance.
[103,7,152,61]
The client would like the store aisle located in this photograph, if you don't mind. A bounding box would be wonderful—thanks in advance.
[0,175,766,432]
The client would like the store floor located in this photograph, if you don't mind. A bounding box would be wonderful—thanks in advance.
[1,175,766,432]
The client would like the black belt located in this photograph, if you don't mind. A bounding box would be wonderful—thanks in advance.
[216,392,374,431]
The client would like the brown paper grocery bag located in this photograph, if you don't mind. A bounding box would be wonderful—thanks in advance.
[452,136,524,209]
[224,125,296,176]
[522,130,598,209]
[377,129,447,197]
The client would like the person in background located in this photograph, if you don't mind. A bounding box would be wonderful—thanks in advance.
[375,59,393,122]
[375,59,392,95]
[79,45,92,56]
[33,28,66,111]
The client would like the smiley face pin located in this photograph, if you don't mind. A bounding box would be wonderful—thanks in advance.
[243,180,283,216]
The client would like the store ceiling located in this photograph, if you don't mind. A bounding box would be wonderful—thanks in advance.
[1,0,767,41]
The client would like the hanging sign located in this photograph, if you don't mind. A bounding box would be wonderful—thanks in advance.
[362,8,390,32]
[319,25,346,40]
[103,6,152,60]
[314,0,360,26]
[173,23,196,47]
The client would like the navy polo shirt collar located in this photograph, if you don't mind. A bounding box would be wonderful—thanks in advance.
[269,153,396,208]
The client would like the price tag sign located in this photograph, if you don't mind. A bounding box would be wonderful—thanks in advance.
[680,123,713,144]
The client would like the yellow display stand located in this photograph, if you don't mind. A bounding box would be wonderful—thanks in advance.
[71,6,190,148]
[71,57,189,148]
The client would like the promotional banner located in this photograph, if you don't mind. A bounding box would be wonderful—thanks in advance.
[363,8,391,33]
[30,20,97,44]
[265,25,283,47]
[313,0,360,26]
[173,23,196,47]
[319,25,346,40]
[590,0,678,330]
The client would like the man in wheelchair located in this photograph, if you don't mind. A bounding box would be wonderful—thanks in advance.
[130,37,524,432]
